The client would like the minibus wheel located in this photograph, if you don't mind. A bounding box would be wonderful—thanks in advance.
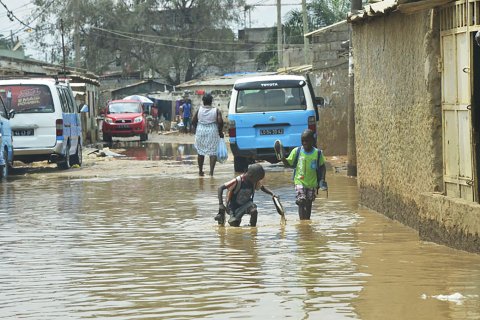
[58,143,71,169]
[71,143,82,166]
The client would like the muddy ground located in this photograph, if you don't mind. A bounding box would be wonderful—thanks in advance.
[11,132,348,179]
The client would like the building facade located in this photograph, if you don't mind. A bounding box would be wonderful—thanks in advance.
[350,0,480,253]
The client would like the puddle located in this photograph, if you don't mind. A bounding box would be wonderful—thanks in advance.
[110,141,197,163]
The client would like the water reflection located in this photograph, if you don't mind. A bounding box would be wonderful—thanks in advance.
[113,141,196,164]
[0,167,479,319]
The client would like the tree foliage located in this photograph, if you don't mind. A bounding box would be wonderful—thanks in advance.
[284,0,349,45]
[31,0,245,85]
[256,0,349,69]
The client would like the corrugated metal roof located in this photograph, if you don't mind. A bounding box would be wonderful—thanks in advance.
[348,0,397,22]
[348,0,453,22]
[304,20,347,38]
[112,79,169,91]
[277,65,312,74]
[176,72,276,88]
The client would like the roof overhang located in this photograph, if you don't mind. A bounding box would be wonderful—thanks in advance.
[304,20,348,38]
[277,64,312,74]
[348,0,454,23]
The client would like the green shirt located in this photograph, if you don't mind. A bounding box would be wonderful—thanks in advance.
[286,147,325,188]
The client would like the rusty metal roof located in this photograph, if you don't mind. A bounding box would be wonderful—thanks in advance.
[348,0,453,22]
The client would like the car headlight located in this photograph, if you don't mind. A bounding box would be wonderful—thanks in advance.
[104,118,113,124]
[134,116,143,123]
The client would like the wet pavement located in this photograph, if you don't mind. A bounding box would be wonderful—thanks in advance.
[1,142,480,319]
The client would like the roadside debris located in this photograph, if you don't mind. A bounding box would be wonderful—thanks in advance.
[87,148,126,158]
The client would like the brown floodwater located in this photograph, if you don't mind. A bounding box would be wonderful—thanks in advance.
[1,160,479,319]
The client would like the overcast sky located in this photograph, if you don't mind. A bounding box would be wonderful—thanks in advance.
[0,0,301,59]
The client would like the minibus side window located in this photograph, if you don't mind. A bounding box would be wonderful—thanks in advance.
[57,88,69,113]
[64,88,77,113]
[63,88,74,113]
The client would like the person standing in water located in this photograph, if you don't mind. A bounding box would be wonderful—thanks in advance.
[192,93,223,176]
[278,129,328,220]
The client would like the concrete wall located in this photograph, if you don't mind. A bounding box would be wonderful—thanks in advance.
[352,9,480,253]
[282,44,305,68]
[235,27,275,72]
[309,21,349,156]
[352,11,443,230]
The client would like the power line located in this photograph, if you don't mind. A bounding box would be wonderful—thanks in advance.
[92,27,278,46]
[91,26,304,47]
[0,0,56,38]
[0,0,34,30]
[91,26,278,54]
[248,0,300,5]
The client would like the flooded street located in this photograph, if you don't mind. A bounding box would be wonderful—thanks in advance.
[1,141,480,319]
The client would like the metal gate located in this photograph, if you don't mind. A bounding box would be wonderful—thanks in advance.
[440,0,475,200]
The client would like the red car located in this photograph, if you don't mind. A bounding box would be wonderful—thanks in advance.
[102,100,148,142]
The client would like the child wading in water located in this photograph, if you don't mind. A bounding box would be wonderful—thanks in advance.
[279,129,328,220]
[215,164,276,227]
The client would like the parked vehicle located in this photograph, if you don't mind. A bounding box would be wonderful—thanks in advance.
[102,99,149,142]
[0,78,84,169]
[227,74,322,172]
[0,95,14,179]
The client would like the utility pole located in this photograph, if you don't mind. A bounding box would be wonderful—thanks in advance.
[302,0,309,64]
[347,0,362,177]
[74,0,81,68]
[277,0,283,68]
[60,19,67,79]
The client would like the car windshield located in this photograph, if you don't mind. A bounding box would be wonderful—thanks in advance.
[236,88,306,113]
[108,102,142,114]
[0,85,54,113]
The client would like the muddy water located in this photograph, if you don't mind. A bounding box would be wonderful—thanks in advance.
[1,164,480,319]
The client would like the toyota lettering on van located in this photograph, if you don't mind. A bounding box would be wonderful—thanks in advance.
[260,83,279,87]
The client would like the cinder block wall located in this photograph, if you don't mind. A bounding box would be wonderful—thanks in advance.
[352,11,443,229]
[310,22,349,156]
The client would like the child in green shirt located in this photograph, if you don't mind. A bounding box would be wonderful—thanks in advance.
[279,129,327,220]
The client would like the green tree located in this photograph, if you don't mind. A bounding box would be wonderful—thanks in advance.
[31,0,245,85]
[284,0,349,45]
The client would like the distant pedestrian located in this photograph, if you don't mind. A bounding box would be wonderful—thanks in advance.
[278,129,328,220]
[175,99,183,123]
[181,99,192,133]
[151,102,159,133]
[192,93,223,176]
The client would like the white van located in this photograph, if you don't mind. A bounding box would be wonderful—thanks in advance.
[0,78,83,169]
[228,74,322,172]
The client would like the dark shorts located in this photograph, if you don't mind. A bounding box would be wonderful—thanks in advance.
[229,200,257,217]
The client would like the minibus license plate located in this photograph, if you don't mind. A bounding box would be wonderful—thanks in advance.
[260,129,283,135]
[13,129,34,136]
